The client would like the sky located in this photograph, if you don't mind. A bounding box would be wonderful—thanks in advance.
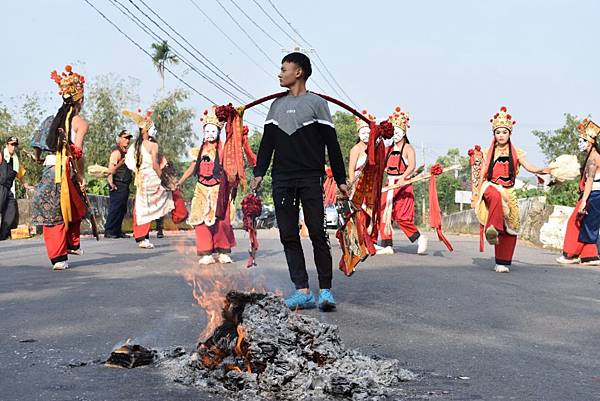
[2,0,600,167]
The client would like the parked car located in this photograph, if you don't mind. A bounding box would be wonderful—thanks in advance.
[256,205,276,229]
[325,204,339,229]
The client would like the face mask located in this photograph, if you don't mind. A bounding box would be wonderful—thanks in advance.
[203,124,219,142]
[148,125,158,139]
[392,127,405,143]
[358,127,370,143]
[578,138,589,152]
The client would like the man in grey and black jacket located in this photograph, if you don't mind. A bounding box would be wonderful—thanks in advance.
[252,52,349,311]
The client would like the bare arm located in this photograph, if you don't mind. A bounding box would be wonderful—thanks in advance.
[348,146,359,183]
[178,161,197,186]
[107,149,121,189]
[519,156,550,175]
[580,159,597,213]
[400,144,416,179]
[148,142,161,177]
[72,115,88,184]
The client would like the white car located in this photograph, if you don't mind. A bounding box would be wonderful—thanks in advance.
[325,205,339,229]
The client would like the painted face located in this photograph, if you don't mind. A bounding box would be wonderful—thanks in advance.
[358,126,370,143]
[203,124,219,142]
[578,137,590,153]
[493,127,510,145]
[148,125,158,139]
[392,126,405,143]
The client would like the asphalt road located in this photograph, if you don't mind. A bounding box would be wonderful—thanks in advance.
[0,229,598,401]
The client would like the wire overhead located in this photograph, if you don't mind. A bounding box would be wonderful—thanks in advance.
[83,0,216,104]
[107,0,268,116]
[264,0,358,107]
[188,0,274,79]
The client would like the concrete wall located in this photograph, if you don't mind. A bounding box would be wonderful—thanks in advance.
[442,197,573,250]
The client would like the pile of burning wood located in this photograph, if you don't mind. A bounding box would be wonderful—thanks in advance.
[161,291,415,400]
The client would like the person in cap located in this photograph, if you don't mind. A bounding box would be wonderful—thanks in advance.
[31,65,88,270]
[556,118,600,266]
[0,136,31,240]
[104,129,133,238]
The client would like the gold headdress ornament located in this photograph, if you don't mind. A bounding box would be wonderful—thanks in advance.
[200,105,225,129]
[355,109,376,131]
[490,106,516,132]
[388,106,410,131]
[50,65,85,102]
[577,118,600,143]
[122,108,154,131]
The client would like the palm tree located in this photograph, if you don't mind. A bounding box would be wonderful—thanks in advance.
[151,40,179,89]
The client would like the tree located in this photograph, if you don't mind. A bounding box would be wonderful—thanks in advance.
[532,113,581,163]
[0,96,46,197]
[84,74,140,167]
[532,113,583,206]
[151,40,179,89]
[331,111,358,168]
[151,89,196,199]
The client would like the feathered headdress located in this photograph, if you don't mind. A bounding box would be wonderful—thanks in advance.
[122,108,154,131]
[50,65,85,102]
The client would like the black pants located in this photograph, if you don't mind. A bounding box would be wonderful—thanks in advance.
[105,183,129,236]
[0,192,17,240]
[273,177,332,290]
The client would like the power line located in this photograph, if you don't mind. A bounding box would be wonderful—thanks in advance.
[135,0,255,100]
[265,0,358,107]
[111,0,267,116]
[188,0,273,79]
[214,0,279,69]
[124,0,251,104]
[83,0,216,104]
[251,0,298,44]
[229,0,283,47]
[109,0,247,104]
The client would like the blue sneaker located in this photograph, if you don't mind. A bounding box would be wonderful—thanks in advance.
[318,289,337,311]
[285,290,316,310]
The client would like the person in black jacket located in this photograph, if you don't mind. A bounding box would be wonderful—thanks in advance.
[252,52,349,311]
[0,149,17,240]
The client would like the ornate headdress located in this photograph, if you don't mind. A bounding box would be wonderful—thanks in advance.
[490,106,516,132]
[50,65,85,102]
[388,106,410,131]
[355,109,376,131]
[577,118,600,143]
[122,108,154,131]
[200,105,225,129]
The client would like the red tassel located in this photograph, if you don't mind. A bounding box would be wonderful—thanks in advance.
[428,170,453,252]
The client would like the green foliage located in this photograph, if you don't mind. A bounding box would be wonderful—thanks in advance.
[532,113,581,163]
[332,111,358,168]
[546,180,579,206]
[0,95,46,198]
[87,177,109,196]
[151,89,195,163]
[84,75,139,167]
[513,187,545,199]
[532,113,583,207]
[151,40,179,88]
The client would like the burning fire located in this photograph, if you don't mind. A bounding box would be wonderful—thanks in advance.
[175,235,272,343]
